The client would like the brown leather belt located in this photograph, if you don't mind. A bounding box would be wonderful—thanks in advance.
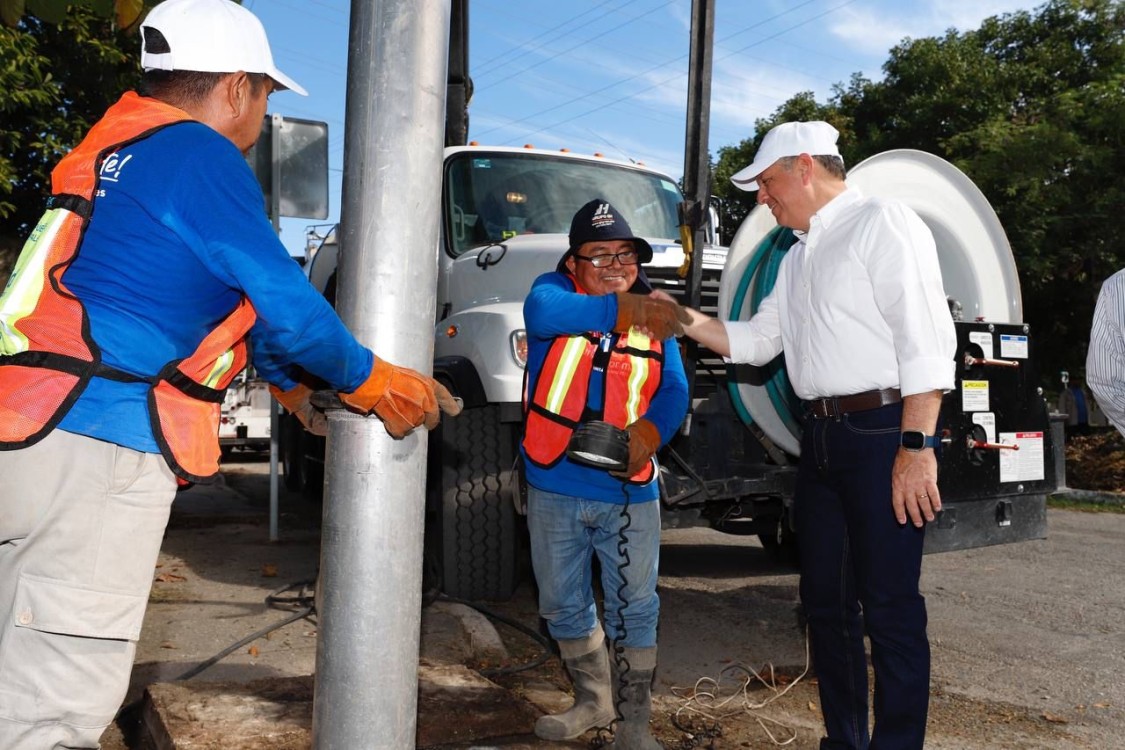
[805,387,902,419]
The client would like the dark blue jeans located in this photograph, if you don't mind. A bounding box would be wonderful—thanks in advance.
[794,402,929,750]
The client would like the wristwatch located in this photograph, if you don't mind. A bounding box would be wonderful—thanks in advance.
[900,430,938,451]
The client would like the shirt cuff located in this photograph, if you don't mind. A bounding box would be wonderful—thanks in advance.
[721,319,776,365]
[899,356,956,397]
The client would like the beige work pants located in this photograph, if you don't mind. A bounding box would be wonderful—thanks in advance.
[0,429,176,749]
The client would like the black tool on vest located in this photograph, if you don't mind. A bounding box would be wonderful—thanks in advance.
[566,420,630,473]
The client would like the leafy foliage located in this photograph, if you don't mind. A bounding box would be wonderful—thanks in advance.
[0,0,145,29]
[712,0,1125,380]
[0,5,142,274]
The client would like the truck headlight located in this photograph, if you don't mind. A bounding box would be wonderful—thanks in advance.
[510,330,527,369]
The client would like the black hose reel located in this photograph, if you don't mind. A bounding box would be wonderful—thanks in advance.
[566,420,630,473]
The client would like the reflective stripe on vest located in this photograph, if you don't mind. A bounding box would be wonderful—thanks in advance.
[0,92,257,484]
[149,298,256,484]
[523,297,663,483]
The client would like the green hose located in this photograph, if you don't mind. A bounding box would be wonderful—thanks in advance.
[724,226,802,436]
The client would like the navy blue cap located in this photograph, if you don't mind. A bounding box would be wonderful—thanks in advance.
[565,199,654,262]
[558,199,654,293]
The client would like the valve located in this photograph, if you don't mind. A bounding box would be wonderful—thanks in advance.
[963,352,1020,369]
[966,424,1017,466]
[966,437,1019,451]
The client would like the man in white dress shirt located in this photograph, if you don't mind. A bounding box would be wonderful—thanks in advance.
[676,121,956,750]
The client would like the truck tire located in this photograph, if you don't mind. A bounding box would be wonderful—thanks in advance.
[281,415,304,492]
[281,416,324,501]
[432,403,520,601]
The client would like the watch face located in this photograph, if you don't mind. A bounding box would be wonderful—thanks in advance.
[901,431,926,450]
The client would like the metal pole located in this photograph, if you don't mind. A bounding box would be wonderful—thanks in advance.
[269,113,283,543]
[681,0,714,309]
[312,1,451,747]
[680,0,715,431]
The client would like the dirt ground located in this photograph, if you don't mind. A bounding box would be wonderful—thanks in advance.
[1066,428,1125,491]
[107,455,1124,749]
[479,509,1125,750]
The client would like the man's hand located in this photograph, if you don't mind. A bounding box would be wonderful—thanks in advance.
[641,290,731,355]
[892,390,945,526]
[614,292,690,340]
[339,357,462,438]
[610,418,661,478]
[891,448,941,527]
[270,383,328,437]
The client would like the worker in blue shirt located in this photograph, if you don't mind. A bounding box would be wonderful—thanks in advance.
[0,1,457,747]
[521,199,688,748]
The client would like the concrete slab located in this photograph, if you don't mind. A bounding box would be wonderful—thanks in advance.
[142,677,312,750]
[120,458,580,749]
[140,663,557,749]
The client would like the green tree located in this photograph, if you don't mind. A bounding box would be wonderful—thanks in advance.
[712,0,1124,381]
[0,2,146,277]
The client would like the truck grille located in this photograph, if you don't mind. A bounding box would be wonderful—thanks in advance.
[645,264,726,399]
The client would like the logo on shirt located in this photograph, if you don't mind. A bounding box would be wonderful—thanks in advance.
[99,152,133,183]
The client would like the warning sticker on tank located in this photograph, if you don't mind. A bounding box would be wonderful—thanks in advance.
[999,334,1028,359]
[962,380,990,412]
[999,431,1044,483]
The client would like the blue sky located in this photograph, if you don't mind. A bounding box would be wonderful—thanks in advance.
[244,0,1045,257]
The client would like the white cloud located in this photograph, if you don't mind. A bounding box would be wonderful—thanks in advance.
[828,7,914,56]
[829,0,1041,57]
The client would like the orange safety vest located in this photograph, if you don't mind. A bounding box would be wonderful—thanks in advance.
[522,279,663,484]
[0,92,257,484]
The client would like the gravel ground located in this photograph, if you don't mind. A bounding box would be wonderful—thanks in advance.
[489,508,1125,749]
[104,455,1124,748]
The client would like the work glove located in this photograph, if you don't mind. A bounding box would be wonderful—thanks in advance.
[611,417,662,479]
[339,357,462,438]
[270,382,328,437]
[614,292,690,340]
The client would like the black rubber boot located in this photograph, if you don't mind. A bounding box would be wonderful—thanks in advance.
[534,628,615,740]
[606,645,662,749]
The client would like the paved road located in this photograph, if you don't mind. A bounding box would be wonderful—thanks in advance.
[115,455,1124,748]
[646,509,1125,748]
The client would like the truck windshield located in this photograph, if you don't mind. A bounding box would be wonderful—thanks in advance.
[444,151,683,257]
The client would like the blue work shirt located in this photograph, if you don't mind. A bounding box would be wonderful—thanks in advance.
[58,115,371,453]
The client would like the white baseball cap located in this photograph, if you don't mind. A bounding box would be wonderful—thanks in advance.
[140,0,307,96]
[730,121,841,191]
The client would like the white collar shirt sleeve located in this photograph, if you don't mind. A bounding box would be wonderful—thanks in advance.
[1086,269,1125,437]
[721,188,956,400]
[721,282,784,365]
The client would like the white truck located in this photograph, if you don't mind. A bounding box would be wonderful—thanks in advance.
[282,142,1058,603]
[287,144,729,599]
[218,367,272,456]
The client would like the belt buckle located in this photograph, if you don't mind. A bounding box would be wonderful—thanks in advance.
[811,397,837,419]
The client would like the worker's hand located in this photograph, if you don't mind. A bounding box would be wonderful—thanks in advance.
[614,292,690,340]
[891,448,941,527]
[270,383,328,437]
[339,357,462,438]
[611,418,662,479]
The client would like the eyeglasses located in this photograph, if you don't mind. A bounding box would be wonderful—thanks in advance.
[573,250,639,268]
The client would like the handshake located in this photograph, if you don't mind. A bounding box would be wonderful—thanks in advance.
[614,291,693,341]
[271,357,462,440]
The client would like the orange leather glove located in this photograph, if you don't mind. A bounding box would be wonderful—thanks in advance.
[614,292,690,340]
[270,383,328,437]
[339,357,462,438]
[612,417,662,478]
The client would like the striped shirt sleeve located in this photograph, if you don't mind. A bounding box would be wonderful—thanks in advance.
[1086,269,1125,438]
